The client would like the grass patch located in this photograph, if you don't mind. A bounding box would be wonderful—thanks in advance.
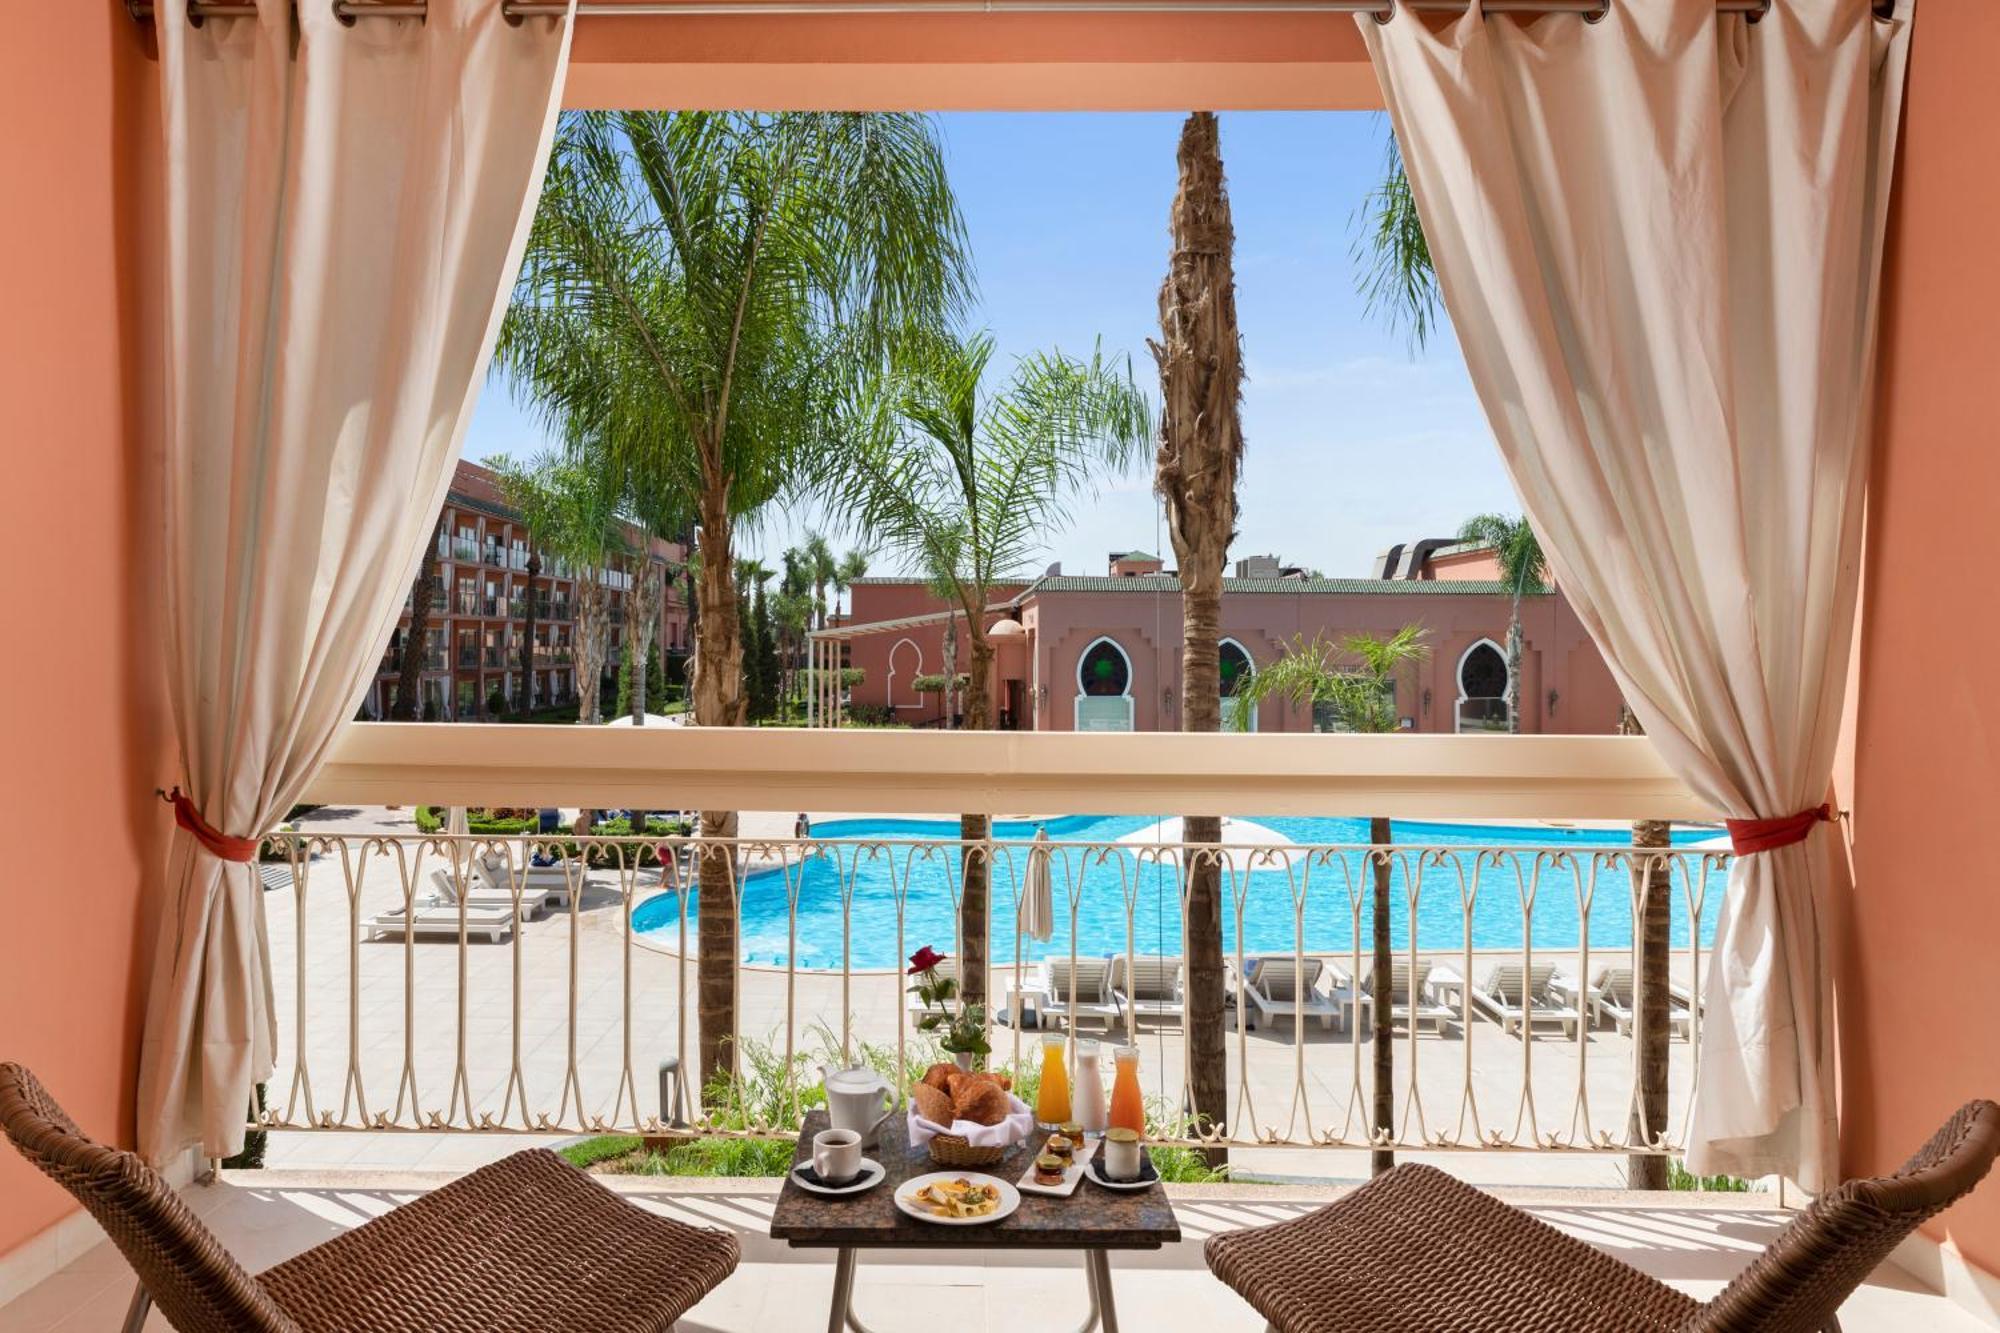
[559,1134,645,1170]
[1669,1159,1754,1192]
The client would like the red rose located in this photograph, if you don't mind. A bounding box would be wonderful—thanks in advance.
[907,946,946,975]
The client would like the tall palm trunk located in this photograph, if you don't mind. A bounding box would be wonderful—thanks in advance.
[519,545,540,711]
[1150,111,1243,1166]
[959,628,994,1011]
[1370,814,1395,1175]
[392,516,444,720]
[1505,587,1525,734]
[630,558,663,726]
[1628,817,1672,1188]
[692,481,745,1091]
[575,574,610,725]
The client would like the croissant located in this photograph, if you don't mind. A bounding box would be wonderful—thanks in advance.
[911,1081,955,1127]
[920,1062,959,1093]
[950,1078,1013,1127]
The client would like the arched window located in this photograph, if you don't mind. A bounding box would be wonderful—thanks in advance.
[1074,637,1134,731]
[1219,638,1256,732]
[888,638,922,710]
[1456,639,1510,733]
[1078,638,1131,697]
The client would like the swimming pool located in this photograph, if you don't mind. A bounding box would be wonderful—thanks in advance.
[630,814,1731,970]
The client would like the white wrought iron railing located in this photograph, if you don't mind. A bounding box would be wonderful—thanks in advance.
[256,823,1728,1160]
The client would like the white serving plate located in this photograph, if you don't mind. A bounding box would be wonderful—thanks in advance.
[1015,1134,1100,1197]
[893,1171,1022,1226]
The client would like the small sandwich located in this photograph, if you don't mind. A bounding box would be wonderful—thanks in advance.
[1045,1133,1074,1162]
[1034,1153,1068,1187]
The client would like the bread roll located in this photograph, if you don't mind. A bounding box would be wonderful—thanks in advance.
[911,1081,955,1127]
[951,1079,1013,1127]
[920,1062,958,1093]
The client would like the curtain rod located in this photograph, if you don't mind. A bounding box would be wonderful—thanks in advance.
[134,0,1898,24]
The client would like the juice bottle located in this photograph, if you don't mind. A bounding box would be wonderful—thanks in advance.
[1035,1032,1071,1129]
[1108,1043,1145,1135]
[1072,1038,1108,1137]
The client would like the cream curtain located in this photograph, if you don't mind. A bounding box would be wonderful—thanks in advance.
[1361,0,1910,1189]
[137,0,575,1163]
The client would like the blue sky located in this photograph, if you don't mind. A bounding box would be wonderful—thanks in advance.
[464,111,1520,579]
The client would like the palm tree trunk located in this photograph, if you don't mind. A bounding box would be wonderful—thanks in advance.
[391,516,443,720]
[1628,817,1672,1189]
[1151,111,1243,1170]
[575,576,609,726]
[959,632,994,1011]
[692,481,744,1093]
[519,546,540,712]
[1371,814,1395,1175]
[1506,588,1524,735]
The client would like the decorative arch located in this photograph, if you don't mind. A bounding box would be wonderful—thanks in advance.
[1455,637,1510,733]
[887,637,923,710]
[1218,637,1257,732]
[1074,635,1134,731]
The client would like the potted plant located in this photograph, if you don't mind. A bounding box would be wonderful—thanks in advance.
[906,946,990,1069]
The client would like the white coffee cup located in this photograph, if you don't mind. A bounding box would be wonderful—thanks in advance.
[812,1127,864,1185]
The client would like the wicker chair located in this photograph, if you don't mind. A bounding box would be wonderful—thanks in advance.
[1205,1099,2000,1333]
[0,1062,740,1333]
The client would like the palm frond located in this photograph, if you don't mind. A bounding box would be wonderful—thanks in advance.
[1351,129,1440,352]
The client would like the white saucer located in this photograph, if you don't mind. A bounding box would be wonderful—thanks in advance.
[790,1159,886,1197]
[1083,1156,1158,1192]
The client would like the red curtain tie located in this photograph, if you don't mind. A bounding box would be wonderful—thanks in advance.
[161,787,261,864]
[1725,804,1833,856]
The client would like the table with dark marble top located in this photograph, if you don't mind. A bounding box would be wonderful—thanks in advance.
[769,1109,1181,1250]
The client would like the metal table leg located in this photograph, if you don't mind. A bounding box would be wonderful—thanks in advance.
[1088,1249,1119,1333]
[830,1248,1111,1333]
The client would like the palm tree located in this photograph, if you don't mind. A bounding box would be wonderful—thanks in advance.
[832,548,869,623]
[820,328,1150,1008]
[1455,512,1548,734]
[391,513,445,720]
[497,110,971,1089]
[803,532,838,632]
[1233,626,1429,1176]
[1150,111,1243,1165]
[488,451,628,726]
[1353,131,1440,351]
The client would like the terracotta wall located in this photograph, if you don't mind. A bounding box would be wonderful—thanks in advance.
[1838,0,2000,1279]
[0,10,171,1260]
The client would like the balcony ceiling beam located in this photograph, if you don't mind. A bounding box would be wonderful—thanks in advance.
[307,723,1717,821]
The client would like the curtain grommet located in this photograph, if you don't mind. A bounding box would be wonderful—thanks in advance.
[1584,0,1611,24]
[1745,0,1772,24]
[1369,0,1395,25]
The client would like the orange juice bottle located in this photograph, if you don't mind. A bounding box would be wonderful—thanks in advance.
[1035,1033,1071,1129]
[1108,1043,1145,1135]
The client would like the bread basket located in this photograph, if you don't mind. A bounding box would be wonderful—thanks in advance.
[926,1132,1008,1168]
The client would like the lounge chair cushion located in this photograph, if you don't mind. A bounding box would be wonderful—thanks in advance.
[259,1149,738,1332]
[1206,1163,1698,1333]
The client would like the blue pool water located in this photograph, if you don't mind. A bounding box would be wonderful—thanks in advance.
[631,814,1730,970]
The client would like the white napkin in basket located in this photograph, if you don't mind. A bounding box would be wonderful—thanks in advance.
[906,1092,1034,1149]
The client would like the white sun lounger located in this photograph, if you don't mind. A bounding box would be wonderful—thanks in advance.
[1589,965,1696,1040]
[1237,956,1348,1032]
[1469,963,1581,1039]
[1361,958,1460,1035]
[433,867,555,921]
[362,900,516,944]
[1109,955,1185,1027]
[472,855,582,911]
[1036,957,1122,1032]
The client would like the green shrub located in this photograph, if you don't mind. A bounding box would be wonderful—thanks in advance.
[222,1083,268,1170]
[1669,1159,1754,1192]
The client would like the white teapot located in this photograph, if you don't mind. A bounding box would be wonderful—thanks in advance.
[820,1064,895,1143]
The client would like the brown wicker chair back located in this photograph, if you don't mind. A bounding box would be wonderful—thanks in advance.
[0,1062,300,1333]
[1689,1098,2000,1333]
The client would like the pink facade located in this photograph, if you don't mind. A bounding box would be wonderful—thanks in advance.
[843,558,1624,735]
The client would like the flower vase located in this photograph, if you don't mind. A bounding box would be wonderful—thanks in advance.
[953,1051,974,1072]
